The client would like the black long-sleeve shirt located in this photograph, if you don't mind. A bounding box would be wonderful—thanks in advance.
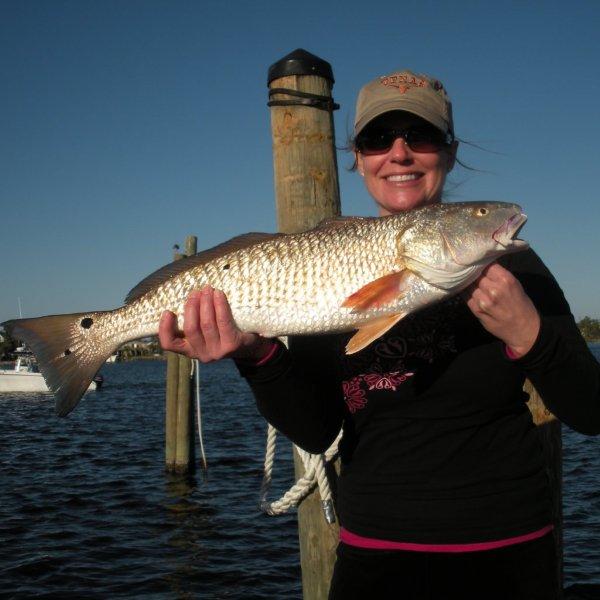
[237,249,600,544]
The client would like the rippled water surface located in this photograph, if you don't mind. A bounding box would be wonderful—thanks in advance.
[563,343,600,592]
[1,347,599,598]
[0,360,300,599]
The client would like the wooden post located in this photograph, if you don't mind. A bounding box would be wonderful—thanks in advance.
[165,349,180,467]
[526,381,563,596]
[166,236,198,474]
[165,248,184,471]
[268,49,341,235]
[267,49,341,600]
[174,235,197,473]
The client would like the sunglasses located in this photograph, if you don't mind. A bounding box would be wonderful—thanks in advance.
[355,126,452,155]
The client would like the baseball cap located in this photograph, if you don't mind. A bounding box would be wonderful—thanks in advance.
[354,70,454,138]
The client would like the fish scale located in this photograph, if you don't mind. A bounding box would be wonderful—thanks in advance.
[2,202,528,416]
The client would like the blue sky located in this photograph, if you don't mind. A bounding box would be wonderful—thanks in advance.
[2,0,599,323]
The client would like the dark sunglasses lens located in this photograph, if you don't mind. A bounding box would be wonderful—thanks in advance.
[406,129,445,152]
[357,127,447,154]
[357,131,394,154]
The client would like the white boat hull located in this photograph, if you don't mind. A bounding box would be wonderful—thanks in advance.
[0,370,99,393]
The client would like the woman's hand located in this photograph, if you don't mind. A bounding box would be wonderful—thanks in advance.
[464,263,540,358]
[158,286,273,362]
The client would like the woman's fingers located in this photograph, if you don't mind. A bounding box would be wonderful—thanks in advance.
[465,264,515,317]
[463,262,540,356]
[158,310,188,354]
[183,292,206,354]
[198,287,221,353]
[478,262,506,283]
[158,286,258,362]
[213,289,242,352]
[467,287,497,316]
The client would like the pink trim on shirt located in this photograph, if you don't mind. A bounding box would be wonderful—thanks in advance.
[340,525,553,553]
[254,341,280,366]
[504,344,520,360]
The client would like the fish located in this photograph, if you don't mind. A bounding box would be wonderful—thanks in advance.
[2,201,528,417]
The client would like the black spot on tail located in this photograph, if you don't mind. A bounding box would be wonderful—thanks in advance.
[2,311,117,416]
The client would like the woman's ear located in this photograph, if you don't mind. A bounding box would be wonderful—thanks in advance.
[356,151,365,176]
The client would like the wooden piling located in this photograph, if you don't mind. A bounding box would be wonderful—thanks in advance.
[267,49,341,600]
[526,381,563,594]
[165,248,184,471]
[268,49,341,235]
[165,236,198,474]
[165,349,180,467]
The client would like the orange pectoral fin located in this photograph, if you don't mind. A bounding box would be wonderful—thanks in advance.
[342,271,413,313]
[345,313,407,355]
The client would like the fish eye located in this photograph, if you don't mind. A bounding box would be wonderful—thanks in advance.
[475,208,489,217]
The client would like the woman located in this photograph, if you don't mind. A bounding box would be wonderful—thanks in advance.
[159,70,600,599]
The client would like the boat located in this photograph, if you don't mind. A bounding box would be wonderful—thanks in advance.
[106,352,120,363]
[0,348,103,393]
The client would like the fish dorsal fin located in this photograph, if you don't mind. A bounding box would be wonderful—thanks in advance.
[125,232,282,304]
[345,313,407,354]
[315,216,369,230]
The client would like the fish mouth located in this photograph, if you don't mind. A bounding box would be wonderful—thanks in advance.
[493,212,529,250]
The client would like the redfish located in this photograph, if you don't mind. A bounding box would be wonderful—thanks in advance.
[2,202,527,416]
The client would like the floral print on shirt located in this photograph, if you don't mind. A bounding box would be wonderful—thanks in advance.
[343,370,415,413]
[340,297,463,413]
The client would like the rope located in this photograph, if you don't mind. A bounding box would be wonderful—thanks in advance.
[267,87,340,112]
[192,355,335,517]
[259,424,342,524]
[192,359,208,472]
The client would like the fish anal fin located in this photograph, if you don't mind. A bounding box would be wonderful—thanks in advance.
[342,270,413,313]
[345,313,406,355]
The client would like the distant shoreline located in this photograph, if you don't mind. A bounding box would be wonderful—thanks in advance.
[116,355,166,362]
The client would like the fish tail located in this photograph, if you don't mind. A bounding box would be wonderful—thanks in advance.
[2,311,119,416]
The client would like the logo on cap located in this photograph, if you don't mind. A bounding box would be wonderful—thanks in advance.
[380,73,427,94]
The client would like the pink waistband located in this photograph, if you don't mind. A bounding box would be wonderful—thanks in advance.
[340,524,554,553]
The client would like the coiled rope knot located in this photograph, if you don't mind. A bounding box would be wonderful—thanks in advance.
[258,423,341,524]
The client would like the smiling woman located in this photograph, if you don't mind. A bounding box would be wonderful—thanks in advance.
[158,68,600,600]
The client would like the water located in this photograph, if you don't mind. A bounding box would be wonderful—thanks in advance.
[0,361,300,599]
[1,348,599,598]
[563,342,600,592]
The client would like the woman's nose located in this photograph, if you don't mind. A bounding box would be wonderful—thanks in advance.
[389,136,412,161]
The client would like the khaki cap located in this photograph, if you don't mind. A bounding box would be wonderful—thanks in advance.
[354,70,454,138]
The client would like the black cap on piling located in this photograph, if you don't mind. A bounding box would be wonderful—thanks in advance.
[268,49,334,85]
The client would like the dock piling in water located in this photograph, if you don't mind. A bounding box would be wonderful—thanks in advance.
[526,381,563,593]
[165,235,198,475]
[267,48,341,600]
